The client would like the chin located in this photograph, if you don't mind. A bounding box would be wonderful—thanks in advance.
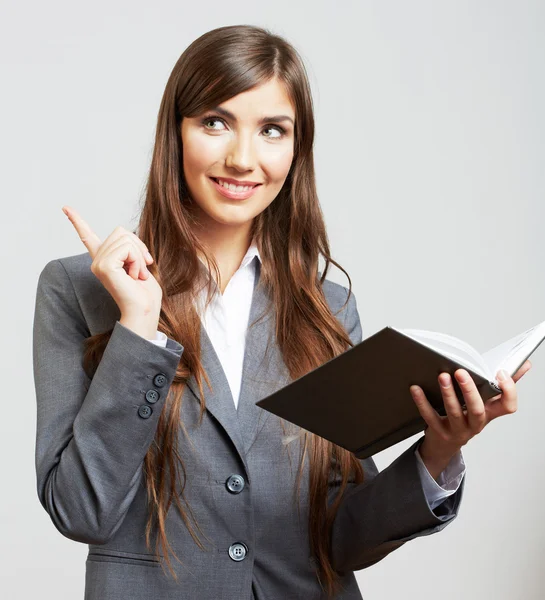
[201,205,257,227]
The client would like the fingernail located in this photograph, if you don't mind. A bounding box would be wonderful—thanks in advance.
[439,374,450,387]
[146,251,153,261]
[497,369,508,381]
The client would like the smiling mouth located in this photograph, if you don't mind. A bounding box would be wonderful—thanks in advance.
[210,177,262,189]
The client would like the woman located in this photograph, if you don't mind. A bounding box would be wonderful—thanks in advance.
[33,24,531,599]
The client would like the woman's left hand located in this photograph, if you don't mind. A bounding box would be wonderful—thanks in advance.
[409,360,533,471]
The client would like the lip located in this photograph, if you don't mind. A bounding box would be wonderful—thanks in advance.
[209,177,262,200]
[212,176,262,186]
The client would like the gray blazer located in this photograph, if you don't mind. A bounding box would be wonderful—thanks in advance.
[33,252,464,600]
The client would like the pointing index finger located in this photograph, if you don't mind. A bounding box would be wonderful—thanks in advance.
[62,205,102,258]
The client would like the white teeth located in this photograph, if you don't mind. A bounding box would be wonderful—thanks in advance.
[216,178,254,192]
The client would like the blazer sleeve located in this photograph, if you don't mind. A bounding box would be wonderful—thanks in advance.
[329,287,465,575]
[33,259,184,545]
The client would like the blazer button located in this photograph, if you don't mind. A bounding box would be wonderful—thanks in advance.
[145,389,160,404]
[153,373,167,388]
[228,542,248,562]
[138,405,153,419]
[225,474,245,494]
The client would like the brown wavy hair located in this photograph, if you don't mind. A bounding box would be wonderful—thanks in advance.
[82,24,365,598]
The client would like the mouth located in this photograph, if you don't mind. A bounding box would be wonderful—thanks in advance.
[209,177,262,189]
[208,177,263,201]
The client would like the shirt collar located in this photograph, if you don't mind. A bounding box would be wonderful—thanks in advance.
[195,238,261,311]
[240,237,261,269]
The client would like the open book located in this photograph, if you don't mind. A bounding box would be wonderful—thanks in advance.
[256,319,545,459]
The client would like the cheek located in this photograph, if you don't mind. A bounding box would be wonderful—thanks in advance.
[263,147,294,182]
[183,133,223,179]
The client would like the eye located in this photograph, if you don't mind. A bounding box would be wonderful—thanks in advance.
[200,115,286,139]
[201,117,225,131]
[262,125,285,139]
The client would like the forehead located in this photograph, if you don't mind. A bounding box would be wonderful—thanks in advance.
[216,78,295,121]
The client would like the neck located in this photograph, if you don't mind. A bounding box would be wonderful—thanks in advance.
[193,215,255,294]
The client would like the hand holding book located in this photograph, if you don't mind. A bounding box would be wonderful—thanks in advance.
[410,360,532,480]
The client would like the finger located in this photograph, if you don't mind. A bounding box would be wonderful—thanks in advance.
[130,229,154,265]
[486,371,518,421]
[409,385,444,431]
[438,372,468,435]
[128,236,151,279]
[118,236,150,280]
[454,369,487,432]
[103,235,149,280]
[483,360,531,403]
[511,360,532,383]
[93,226,141,266]
[62,206,102,258]
[98,227,153,267]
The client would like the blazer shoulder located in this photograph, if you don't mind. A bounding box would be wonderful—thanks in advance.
[56,251,94,278]
[321,278,354,315]
[39,251,100,304]
[321,278,361,345]
[38,252,118,335]
[39,251,93,282]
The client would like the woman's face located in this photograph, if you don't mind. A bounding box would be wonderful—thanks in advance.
[180,78,295,234]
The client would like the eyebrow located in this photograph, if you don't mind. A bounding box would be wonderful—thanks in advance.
[209,106,294,126]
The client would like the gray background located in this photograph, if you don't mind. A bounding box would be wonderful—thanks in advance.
[1,0,543,597]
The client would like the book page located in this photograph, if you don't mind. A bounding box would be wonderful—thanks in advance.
[482,321,545,377]
[396,328,489,377]
[398,319,545,385]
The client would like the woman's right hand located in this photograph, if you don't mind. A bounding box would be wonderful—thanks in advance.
[61,205,163,320]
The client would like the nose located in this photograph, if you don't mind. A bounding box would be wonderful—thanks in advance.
[225,132,256,172]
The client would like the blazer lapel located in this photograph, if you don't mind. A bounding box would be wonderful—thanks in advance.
[236,260,292,454]
[185,259,291,464]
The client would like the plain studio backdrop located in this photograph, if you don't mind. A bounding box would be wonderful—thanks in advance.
[1,1,543,598]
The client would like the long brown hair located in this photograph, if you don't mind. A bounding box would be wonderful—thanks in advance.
[82,24,364,598]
